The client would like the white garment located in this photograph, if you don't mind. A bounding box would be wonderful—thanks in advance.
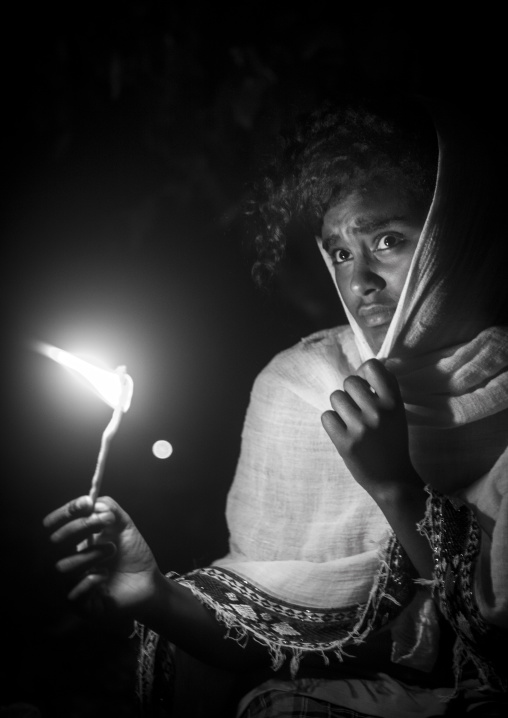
[214,97,508,663]
[217,325,389,609]
[217,100,508,715]
[138,100,508,715]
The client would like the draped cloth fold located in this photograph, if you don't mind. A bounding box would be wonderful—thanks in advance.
[209,97,508,654]
[137,101,508,710]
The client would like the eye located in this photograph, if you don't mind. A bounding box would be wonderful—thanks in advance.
[375,233,403,251]
[332,248,352,264]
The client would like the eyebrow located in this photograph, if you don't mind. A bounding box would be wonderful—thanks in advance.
[322,215,409,253]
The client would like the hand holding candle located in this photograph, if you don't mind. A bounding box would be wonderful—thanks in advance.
[43,494,162,617]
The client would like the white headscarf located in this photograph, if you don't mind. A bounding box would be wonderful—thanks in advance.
[137,103,508,703]
[315,98,508,621]
[179,101,508,663]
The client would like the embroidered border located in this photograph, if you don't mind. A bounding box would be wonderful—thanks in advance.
[173,533,415,672]
[418,487,506,691]
[136,535,417,709]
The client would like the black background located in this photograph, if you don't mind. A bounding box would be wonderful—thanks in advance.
[1,3,505,715]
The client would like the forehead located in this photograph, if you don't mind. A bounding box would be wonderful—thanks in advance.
[321,184,420,238]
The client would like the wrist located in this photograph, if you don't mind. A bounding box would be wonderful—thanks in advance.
[373,471,425,507]
[133,568,173,626]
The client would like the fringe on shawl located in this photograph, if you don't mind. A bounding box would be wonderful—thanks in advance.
[135,534,417,709]
[187,535,407,674]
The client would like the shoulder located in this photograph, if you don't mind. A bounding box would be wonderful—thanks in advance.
[264,324,358,378]
[251,325,360,412]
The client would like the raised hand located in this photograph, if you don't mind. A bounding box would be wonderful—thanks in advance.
[322,358,433,579]
[321,358,417,499]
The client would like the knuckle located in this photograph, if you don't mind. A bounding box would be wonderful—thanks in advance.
[343,375,356,390]
[346,423,363,445]
[338,433,354,452]
[100,511,116,527]
[68,497,92,518]
[79,515,100,533]
[355,422,368,439]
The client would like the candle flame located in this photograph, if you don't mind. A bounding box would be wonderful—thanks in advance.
[35,341,133,412]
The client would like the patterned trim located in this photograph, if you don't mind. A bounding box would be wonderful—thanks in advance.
[418,487,507,691]
[176,534,415,671]
[135,534,418,714]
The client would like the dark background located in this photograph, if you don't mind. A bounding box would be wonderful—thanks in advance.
[1,3,505,716]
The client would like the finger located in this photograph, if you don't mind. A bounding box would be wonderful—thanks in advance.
[68,572,108,602]
[56,542,117,574]
[321,409,347,447]
[95,496,130,531]
[357,358,401,407]
[43,495,94,531]
[342,375,379,416]
[48,507,117,547]
[328,389,362,428]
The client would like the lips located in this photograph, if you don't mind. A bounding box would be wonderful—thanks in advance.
[357,303,396,327]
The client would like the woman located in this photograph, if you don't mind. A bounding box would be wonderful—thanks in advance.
[44,97,508,716]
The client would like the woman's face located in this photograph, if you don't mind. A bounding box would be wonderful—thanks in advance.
[321,183,427,353]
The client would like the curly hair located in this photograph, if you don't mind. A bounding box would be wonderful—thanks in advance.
[249,95,439,287]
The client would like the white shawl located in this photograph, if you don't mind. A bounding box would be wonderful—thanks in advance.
[137,104,508,708]
[214,100,508,624]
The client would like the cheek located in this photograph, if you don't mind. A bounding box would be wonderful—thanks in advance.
[386,255,414,299]
[333,268,355,306]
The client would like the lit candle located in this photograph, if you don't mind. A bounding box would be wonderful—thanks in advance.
[35,342,134,505]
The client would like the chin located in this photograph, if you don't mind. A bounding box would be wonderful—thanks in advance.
[365,326,390,354]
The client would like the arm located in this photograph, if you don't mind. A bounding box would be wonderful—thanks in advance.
[43,496,270,671]
[321,358,433,581]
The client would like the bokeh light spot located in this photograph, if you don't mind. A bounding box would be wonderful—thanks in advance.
[152,440,173,459]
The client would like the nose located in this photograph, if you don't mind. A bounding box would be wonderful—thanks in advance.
[350,258,386,296]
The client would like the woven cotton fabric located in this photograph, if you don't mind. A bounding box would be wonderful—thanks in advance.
[137,101,508,712]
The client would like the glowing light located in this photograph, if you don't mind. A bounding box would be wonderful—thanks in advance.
[152,440,173,459]
[35,341,133,412]
[34,340,134,506]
